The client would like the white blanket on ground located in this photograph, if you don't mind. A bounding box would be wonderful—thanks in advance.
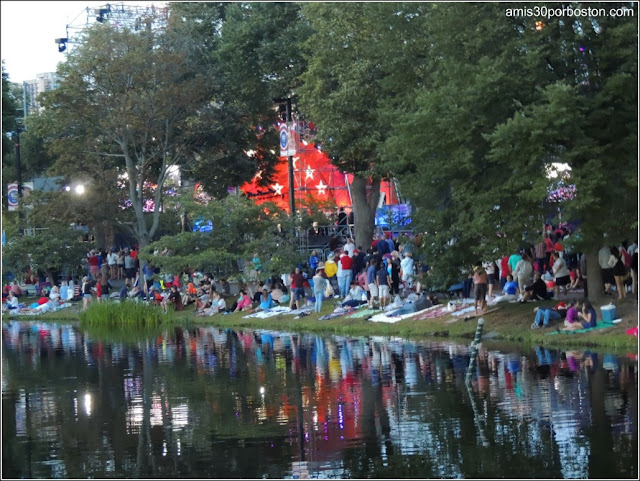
[451,306,476,316]
[242,306,313,319]
[368,305,435,324]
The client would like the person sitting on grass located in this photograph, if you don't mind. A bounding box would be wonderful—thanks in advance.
[129,285,145,300]
[147,286,163,305]
[519,272,551,303]
[562,299,581,329]
[195,288,212,313]
[3,291,21,312]
[342,281,366,308]
[563,299,597,330]
[162,285,183,314]
[197,291,226,316]
[119,283,130,302]
[254,288,274,312]
[233,290,253,313]
[531,301,568,329]
[488,275,518,305]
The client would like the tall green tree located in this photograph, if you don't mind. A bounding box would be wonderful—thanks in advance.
[385,2,637,294]
[168,2,311,196]
[298,2,429,248]
[36,22,215,248]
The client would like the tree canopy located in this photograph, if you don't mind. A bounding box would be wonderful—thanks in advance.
[384,2,638,289]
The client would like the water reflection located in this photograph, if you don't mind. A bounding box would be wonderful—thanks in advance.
[2,321,637,479]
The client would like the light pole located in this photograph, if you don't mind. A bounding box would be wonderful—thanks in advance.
[286,97,295,217]
[13,127,24,236]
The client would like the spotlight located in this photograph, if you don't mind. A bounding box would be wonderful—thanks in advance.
[55,38,68,53]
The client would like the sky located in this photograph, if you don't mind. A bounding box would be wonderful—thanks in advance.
[1,1,158,83]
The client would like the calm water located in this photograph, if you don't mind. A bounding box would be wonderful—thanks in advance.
[2,321,637,479]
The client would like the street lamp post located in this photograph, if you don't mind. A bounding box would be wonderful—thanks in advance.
[286,97,295,217]
[13,127,24,236]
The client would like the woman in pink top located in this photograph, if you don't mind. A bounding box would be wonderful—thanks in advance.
[234,290,253,312]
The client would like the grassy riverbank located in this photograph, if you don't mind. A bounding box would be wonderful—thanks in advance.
[8,296,638,352]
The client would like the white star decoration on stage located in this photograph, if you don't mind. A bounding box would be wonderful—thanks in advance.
[316,181,327,195]
[272,183,284,195]
[305,167,315,180]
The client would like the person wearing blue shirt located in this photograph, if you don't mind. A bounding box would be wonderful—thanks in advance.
[119,283,130,302]
[488,275,519,305]
[257,288,273,311]
[309,250,319,271]
[578,300,597,328]
[504,277,518,295]
[367,259,379,308]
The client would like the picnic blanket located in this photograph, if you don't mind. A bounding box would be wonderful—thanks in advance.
[243,306,291,319]
[368,310,419,324]
[546,321,616,335]
[319,307,355,321]
[242,306,314,319]
[346,308,379,319]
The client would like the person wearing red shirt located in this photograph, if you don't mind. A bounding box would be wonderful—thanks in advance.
[338,252,354,298]
[88,251,100,279]
[543,233,555,271]
[499,255,511,290]
[290,267,306,310]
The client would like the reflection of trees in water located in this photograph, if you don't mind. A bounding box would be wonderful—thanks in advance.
[1,322,637,478]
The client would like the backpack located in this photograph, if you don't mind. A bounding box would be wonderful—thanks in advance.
[621,248,631,268]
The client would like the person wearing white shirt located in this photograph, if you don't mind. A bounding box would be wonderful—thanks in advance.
[551,251,570,297]
[482,260,497,300]
[598,245,614,294]
[400,252,415,289]
[3,292,20,311]
[343,238,356,258]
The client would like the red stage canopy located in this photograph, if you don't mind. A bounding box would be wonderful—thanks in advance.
[239,129,399,213]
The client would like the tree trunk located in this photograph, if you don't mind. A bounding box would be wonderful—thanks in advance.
[351,175,381,252]
[586,248,606,305]
[94,223,106,250]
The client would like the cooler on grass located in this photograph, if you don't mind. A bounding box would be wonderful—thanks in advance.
[600,303,617,322]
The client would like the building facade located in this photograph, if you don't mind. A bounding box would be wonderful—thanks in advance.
[23,72,58,115]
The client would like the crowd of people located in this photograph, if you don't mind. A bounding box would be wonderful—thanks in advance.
[460,227,637,325]
[3,221,637,324]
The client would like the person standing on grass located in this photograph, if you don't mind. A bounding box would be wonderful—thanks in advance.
[82,276,93,311]
[376,260,391,309]
[339,251,354,298]
[482,260,497,302]
[473,264,488,315]
[312,268,327,313]
[290,267,306,310]
[610,246,627,300]
[551,251,571,298]
[367,259,379,309]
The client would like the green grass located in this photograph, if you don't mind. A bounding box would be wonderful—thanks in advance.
[7,295,637,352]
[79,300,172,328]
